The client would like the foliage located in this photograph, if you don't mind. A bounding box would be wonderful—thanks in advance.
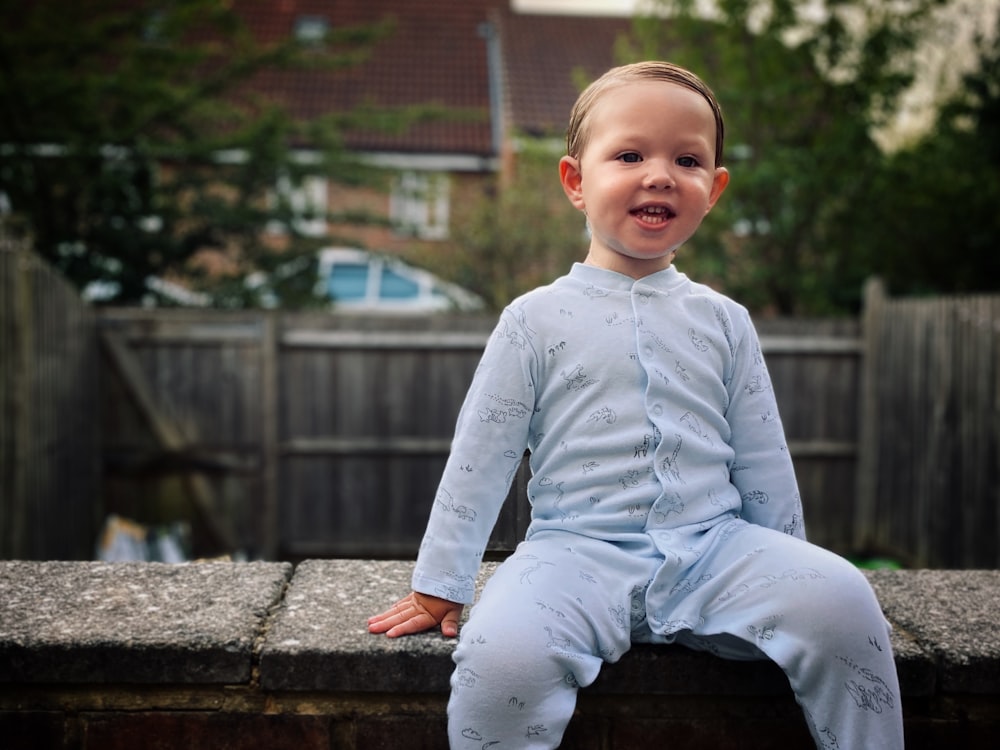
[625,0,949,314]
[413,140,588,312]
[848,10,1000,296]
[0,0,416,307]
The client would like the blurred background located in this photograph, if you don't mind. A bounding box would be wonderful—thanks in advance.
[2,0,998,568]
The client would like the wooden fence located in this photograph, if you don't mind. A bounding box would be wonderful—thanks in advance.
[3,244,998,567]
[95,307,863,562]
[97,311,528,561]
[856,280,1000,568]
[0,238,100,559]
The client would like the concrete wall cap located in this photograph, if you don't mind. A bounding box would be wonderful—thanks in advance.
[0,561,292,684]
[3,561,998,698]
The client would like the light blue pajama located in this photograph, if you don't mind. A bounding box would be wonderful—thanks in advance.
[412,263,903,749]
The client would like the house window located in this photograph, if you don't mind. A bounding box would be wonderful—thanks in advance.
[294,16,329,45]
[268,174,328,237]
[390,171,450,240]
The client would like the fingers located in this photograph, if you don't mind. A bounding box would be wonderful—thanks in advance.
[387,612,436,638]
[426,597,463,638]
[367,592,464,639]
[411,593,464,638]
[367,595,421,635]
[440,608,461,638]
[367,593,434,637]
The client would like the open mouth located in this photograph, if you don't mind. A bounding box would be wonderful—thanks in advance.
[632,205,675,225]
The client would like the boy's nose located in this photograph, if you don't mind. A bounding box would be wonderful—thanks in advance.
[643,161,675,190]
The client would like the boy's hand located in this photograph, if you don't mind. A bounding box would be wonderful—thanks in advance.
[367,591,464,638]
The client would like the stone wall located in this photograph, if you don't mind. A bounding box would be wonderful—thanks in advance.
[1,561,998,748]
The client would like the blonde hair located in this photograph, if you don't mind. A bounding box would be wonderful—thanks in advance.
[565,61,725,168]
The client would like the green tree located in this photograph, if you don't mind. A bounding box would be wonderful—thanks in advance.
[626,0,947,314]
[0,0,416,307]
[849,10,1000,296]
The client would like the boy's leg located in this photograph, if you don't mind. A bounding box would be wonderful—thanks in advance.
[657,525,903,750]
[448,535,655,749]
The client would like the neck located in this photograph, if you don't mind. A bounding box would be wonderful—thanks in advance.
[582,251,676,280]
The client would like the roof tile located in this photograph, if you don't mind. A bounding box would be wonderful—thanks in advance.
[497,8,632,139]
[233,2,634,157]
[238,0,499,155]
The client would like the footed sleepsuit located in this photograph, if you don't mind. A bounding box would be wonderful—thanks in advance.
[412,263,903,749]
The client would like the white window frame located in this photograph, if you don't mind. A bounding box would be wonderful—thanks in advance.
[268,173,328,237]
[390,171,450,240]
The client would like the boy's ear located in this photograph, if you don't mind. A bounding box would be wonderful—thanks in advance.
[706,167,730,213]
[559,156,586,211]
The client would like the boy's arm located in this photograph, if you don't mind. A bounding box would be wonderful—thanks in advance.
[726,316,806,539]
[411,305,538,601]
[368,591,464,638]
[369,305,538,640]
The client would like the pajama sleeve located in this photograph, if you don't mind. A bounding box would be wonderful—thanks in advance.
[724,315,806,540]
[411,306,538,603]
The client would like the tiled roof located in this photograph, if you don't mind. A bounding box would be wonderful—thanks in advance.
[237,0,500,156]
[233,1,634,158]
[495,8,632,139]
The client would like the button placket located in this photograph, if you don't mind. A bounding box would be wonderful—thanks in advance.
[634,287,666,424]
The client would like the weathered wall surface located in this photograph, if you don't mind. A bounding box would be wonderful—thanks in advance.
[1,562,998,749]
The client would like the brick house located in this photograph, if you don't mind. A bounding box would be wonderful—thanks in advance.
[235,1,632,290]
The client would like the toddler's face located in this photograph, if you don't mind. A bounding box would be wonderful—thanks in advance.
[560,80,729,278]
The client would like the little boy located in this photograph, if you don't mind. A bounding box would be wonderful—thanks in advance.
[369,61,903,749]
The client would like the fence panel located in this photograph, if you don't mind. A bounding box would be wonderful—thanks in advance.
[11,250,994,567]
[857,282,1000,568]
[98,309,862,561]
[0,238,100,559]
[98,310,272,558]
[97,310,527,560]
[757,319,862,555]
[278,321,496,558]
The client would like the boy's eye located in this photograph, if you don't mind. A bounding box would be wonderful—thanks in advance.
[618,152,642,163]
[677,156,699,168]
